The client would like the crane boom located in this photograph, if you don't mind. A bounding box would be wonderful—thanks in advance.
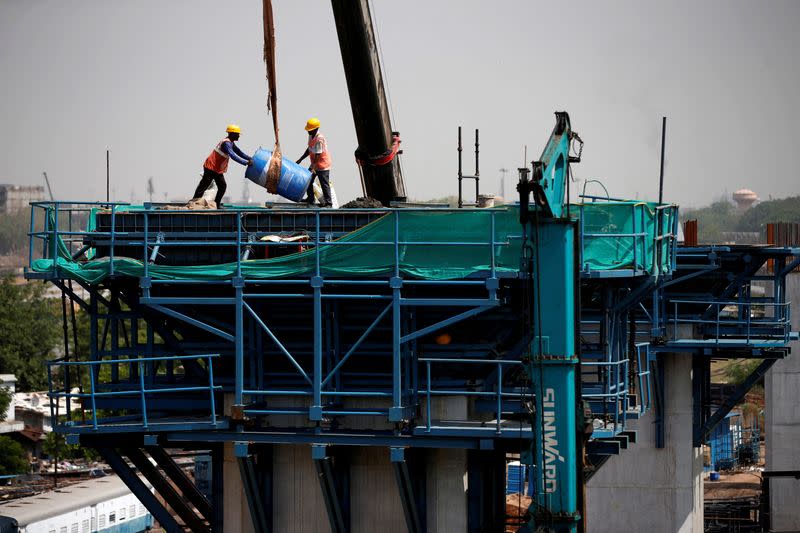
[331,0,406,206]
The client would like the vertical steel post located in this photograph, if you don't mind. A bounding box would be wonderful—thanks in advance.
[658,117,666,204]
[208,356,217,426]
[28,205,34,267]
[475,128,480,201]
[89,292,99,429]
[496,363,503,434]
[143,209,149,281]
[52,205,59,277]
[390,211,403,421]
[236,212,243,279]
[426,361,431,432]
[235,282,244,406]
[106,150,110,202]
[138,361,148,429]
[109,205,116,276]
[458,126,463,208]
[311,212,323,420]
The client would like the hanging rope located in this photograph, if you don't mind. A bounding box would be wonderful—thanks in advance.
[262,0,281,193]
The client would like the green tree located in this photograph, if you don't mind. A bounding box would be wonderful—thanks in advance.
[724,359,762,385]
[737,195,800,232]
[681,200,740,243]
[0,277,61,391]
[42,431,74,460]
[0,386,10,422]
[0,436,28,475]
[0,210,32,256]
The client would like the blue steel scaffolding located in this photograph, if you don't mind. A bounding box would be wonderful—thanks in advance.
[25,195,799,533]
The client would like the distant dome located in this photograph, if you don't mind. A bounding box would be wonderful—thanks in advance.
[733,189,758,211]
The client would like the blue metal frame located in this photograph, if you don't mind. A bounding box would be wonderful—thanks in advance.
[26,199,800,533]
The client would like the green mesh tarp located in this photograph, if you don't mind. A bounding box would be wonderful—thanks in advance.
[576,201,676,274]
[32,209,524,283]
[31,202,676,284]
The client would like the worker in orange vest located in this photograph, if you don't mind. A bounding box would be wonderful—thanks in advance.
[296,117,333,207]
[193,124,252,208]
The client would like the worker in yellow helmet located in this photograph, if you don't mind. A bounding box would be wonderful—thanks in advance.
[193,124,252,209]
[296,117,333,207]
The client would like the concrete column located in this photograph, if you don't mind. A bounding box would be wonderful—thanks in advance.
[272,444,332,533]
[222,442,256,533]
[426,448,468,532]
[423,395,469,532]
[585,353,703,532]
[766,271,800,531]
[350,447,406,532]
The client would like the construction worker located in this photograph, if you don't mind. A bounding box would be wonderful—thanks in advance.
[296,117,333,207]
[193,124,252,208]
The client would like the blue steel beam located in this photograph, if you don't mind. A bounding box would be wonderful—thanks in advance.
[399,305,495,344]
[238,453,270,533]
[148,304,235,342]
[312,445,348,533]
[97,447,183,533]
[694,357,778,446]
[244,301,312,385]
[390,448,423,533]
[146,445,213,522]
[322,302,392,387]
[124,447,209,532]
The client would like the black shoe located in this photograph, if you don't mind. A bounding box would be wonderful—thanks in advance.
[318,201,332,208]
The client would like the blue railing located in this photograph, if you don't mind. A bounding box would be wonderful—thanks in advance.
[582,358,629,437]
[46,354,220,430]
[418,357,526,434]
[29,202,516,429]
[27,201,512,284]
[668,299,792,344]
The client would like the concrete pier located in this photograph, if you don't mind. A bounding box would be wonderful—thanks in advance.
[765,272,800,531]
[223,396,472,532]
[585,353,704,532]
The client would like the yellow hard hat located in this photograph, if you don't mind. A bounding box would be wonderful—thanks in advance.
[226,124,241,134]
[305,117,321,131]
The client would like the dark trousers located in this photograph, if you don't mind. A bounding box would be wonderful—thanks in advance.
[193,167,227,205]
[306,169,332,205]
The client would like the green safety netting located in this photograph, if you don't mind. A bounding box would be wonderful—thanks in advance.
[576,201,676,274]
[31,202,676,285]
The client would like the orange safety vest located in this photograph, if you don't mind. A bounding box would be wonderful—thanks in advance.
[308,133,332,171]
[204,137,232,174]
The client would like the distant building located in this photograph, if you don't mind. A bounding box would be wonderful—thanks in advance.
[0,375,24,434]
[0,185,45,214]
[732,188,758,211]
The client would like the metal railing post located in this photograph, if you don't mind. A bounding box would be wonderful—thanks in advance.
[236,211,242,279]
[28,205,35,267]
[235,285,244,406]
[490,211,496,278]
[426,361,431,432]
[109,204,116,276]
[208,356,217,426]
[496,364,503,434]
[89,364,98,430]
[52,204,59,277]
[138,360,148,429]
[143,209,149,278]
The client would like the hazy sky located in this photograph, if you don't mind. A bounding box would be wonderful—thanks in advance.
[1,0,798,208]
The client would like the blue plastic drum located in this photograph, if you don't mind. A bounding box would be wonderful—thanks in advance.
[245,148,313,202]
